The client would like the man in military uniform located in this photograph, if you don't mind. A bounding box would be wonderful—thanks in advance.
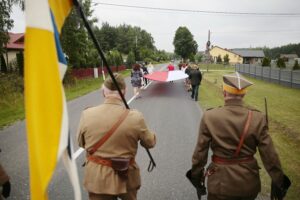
[189,72,290,200]
[0,163,11,199]
[77,73,156,200]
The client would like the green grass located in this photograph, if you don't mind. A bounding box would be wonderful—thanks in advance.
[0,70,130,129]
[199,70,300,199]
[198,63,235,71]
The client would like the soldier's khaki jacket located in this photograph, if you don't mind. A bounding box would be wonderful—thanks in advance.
[192,99,284,196]
[77,98,156,195]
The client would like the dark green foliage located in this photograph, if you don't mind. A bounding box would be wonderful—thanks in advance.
[262,57,271,67]
[223,54,230,64]
[173,27,198,61]
[264,43,300,59]
[216,55,222,64]
[195,53,203,63]
[1,54,7,73]
[60,0,98,68]
[16,51,24,76]
[63,67,76,86]
[276,58,286,68]
[0,1,13,56]
[293,60,300,70]
[126,51,135,68]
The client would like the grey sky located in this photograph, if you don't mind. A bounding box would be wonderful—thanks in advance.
[11,0,300,52]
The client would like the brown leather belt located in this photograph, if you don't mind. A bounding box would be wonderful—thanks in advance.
[87,155,135,167]
[212,155,254,165]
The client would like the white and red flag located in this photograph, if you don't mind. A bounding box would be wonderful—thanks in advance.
[144,70,188,82]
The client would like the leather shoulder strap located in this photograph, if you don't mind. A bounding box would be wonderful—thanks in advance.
[88,109,130,155]
[234,110,253,157]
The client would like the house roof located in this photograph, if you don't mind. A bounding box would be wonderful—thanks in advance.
[280,54,298,59]
[231,49,265,58]
[6,32,24,50]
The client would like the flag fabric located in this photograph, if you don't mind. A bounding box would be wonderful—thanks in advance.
[144,70,188,82]
[25,0,81,199]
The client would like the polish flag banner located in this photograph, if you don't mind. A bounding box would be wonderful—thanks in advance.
[144,70,188,82]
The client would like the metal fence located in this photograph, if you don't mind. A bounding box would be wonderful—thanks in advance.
[235,64,300,89]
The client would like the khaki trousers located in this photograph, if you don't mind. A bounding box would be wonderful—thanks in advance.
[208,193,258,200]
[89,190,137,200]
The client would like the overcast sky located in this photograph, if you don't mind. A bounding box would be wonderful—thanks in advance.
[11,0,300,52]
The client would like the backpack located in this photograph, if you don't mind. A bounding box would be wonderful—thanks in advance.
[131,71,141,84]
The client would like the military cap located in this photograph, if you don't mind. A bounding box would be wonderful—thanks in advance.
[103,73,126,90]
[223,72,253,94]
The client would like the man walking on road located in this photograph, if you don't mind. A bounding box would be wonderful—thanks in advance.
[189,65,202,101]
[188,72,290,200]
[77,73,156,200]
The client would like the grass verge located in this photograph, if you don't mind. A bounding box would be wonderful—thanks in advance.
[199,70,300,199]
[0,70,130,129]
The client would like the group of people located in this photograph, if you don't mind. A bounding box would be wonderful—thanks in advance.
[76,70,290,200]
[0,64,290,200]
[130,62,154,99]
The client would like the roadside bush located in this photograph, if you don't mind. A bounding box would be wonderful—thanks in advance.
[16,52,24,76]
[216,55,222,64]
[276,58,286,68]
[262,57,271,67]
[223,54,230,65]
[63,67,77,86]
[0,73,24,97]
[126,51,135,68]
[293,60,300,70]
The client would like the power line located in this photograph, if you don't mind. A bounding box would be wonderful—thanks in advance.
[92,2,300,17]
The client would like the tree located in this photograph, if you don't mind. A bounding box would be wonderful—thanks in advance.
[0,1,14,61]
[61,0,98,68]
[126,51,135,68]
[217,55,222,64]
[262,57,271,67]
[223,54,230,65]
[276,58,286,68]
[16,51,24,76]
[173,27,198,62]
[293,60,300,70]
[195,53,203,63]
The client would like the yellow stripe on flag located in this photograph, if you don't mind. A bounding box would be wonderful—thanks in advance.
[49,0,73,32]
[25,28,63,200]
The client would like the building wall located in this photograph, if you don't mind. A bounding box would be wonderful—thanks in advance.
[209,46,243,64]
[3,50,21,66]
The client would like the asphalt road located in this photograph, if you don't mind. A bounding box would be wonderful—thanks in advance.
[0,63,204,199]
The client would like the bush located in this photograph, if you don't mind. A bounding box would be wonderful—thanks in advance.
[293,60,300,70]
[63,67,77,86]
[16,52,24,76]
[223,54,230,65]
[276,58,286,68]
[217,55,222,64]
[262,57,271,67]
[1,55,7,73]
[126,51,135,68]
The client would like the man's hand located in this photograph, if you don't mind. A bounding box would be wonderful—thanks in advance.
[2,180,11,198]
[271,174,291,200]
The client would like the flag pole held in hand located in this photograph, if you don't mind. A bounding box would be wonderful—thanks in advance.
[72,0,156,171]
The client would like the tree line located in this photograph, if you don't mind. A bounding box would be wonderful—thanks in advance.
[60,0,171,68]
[263,43,300,59]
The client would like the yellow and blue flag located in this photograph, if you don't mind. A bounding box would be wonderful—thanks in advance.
[25,0,81,199]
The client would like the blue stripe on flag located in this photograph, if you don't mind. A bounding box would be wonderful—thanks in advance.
[50,10,67,65]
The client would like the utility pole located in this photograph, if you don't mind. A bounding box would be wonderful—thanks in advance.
[205,30,212,71]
